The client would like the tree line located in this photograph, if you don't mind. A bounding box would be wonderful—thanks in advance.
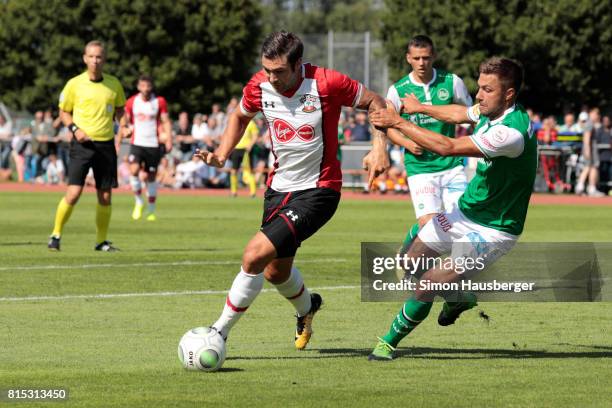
[1,0,609,114]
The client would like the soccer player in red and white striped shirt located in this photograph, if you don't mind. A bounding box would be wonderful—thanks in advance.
[195,31,389,350]
[120,75,172,221]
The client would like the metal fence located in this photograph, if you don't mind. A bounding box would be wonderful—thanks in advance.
[300,31,389,96]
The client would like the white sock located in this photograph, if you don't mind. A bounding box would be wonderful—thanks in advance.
[273,266,312,317]
[147,181,158,213]
[213,267,264,339]
[130,176,144,206]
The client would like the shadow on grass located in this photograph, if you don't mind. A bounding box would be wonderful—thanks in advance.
[0,241,39,246]
[142,248,221,253]
[226,345,612,361]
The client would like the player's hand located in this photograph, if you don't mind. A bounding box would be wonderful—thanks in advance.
[369,101,402,129]
[401,93,422,114]
[165,141,173,153]
[362,148,390,190]
[405,139,423,155]
[121,126,133,139]
[194,148,226,168]
[74,129,91,143]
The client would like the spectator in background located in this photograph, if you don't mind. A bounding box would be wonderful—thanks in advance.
[55,123,72,171]
[206,116,222,147]
[117,154,131,187]
[537,116,565,191]
[191,113,208,148]
[594,115,611,193]
[11,126,31,183]
[0,104,13,172]
[575,108,605,196]
[44,109,59,155]
[343,114,355,143]
[30,110,55,179]
[530,112,542,132]
[156,156,176,188]
[174,111,194,162]
[557,112,581,133]
[594,116,612,194]
[224,97,239,130]
[210,103,225,129]
[45,153,65,184]
[577,111,590,133]
[349,111,371,142]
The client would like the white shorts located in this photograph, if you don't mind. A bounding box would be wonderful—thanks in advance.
[408,166,467,219]
[418,206,519,274]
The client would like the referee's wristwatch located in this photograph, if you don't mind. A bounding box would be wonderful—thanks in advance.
[68,123,79,134]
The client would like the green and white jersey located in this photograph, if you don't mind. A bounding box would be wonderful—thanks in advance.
[387,69,472,176]
[459,104,537,236]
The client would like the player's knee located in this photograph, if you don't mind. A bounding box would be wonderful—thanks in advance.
[65,194,80,206]
[242,243,272,274]
[97,190,112,205]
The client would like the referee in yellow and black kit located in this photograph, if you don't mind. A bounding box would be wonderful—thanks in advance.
[48,40,126,252]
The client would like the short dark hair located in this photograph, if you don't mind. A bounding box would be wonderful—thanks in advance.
[138,74,153,85]
[261,31,304,66]
[407,35,435,53]
[479,57,524,95]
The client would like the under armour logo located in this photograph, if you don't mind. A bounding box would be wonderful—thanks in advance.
[264,101,275,108]
[286,210,298,222]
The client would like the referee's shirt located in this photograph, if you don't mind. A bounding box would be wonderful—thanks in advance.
[59,72,126,142]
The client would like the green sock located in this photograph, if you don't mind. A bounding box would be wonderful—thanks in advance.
[400,223,420,253]
[381,298,432,347]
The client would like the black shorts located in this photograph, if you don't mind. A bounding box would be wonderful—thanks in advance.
[67,139,117,189]
[250,145,270,166]
[261,187,341,258]
[229,149,248,170]
[129,145,162,172]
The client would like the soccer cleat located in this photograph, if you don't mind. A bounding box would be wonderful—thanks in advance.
[438,292,478,326]
[146,213,157,222]
[94,241,120,252]
[294,293,322,350]
[47,235,61,251]
[368,337,396,361]
[132,203,144,220]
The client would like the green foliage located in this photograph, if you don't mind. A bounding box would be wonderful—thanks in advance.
[382,0,612,113]
[0,0,261,114]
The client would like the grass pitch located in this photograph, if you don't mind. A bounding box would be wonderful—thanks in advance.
[0,190,610,407]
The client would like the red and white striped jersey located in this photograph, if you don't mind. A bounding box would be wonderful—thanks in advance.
[240,63,363,192]
[125,93,168,148]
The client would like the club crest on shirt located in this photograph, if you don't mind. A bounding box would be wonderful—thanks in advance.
[300,94,318,113]
[437,88,449,101]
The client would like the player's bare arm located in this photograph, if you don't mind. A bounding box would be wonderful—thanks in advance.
[195,108,251,167]
[60,109,91,143]
[387,127,422,155]
[370,102,484,158]
[160,112,173,151]
[357,88,391,187]
[401,93,473,124]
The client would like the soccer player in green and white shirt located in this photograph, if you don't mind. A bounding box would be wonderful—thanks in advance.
[386,35,472,251]
[368,57,536,360]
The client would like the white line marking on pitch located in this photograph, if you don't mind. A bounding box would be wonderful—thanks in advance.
[0,285,360,302]
[0,258,349,272]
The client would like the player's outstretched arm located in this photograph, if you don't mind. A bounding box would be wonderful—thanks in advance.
[370,102,484,158]
[401,93,472,124]
[195,108,251,167]
[357,88,391,188]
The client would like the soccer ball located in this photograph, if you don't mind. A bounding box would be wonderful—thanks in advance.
[178,327,226,372]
